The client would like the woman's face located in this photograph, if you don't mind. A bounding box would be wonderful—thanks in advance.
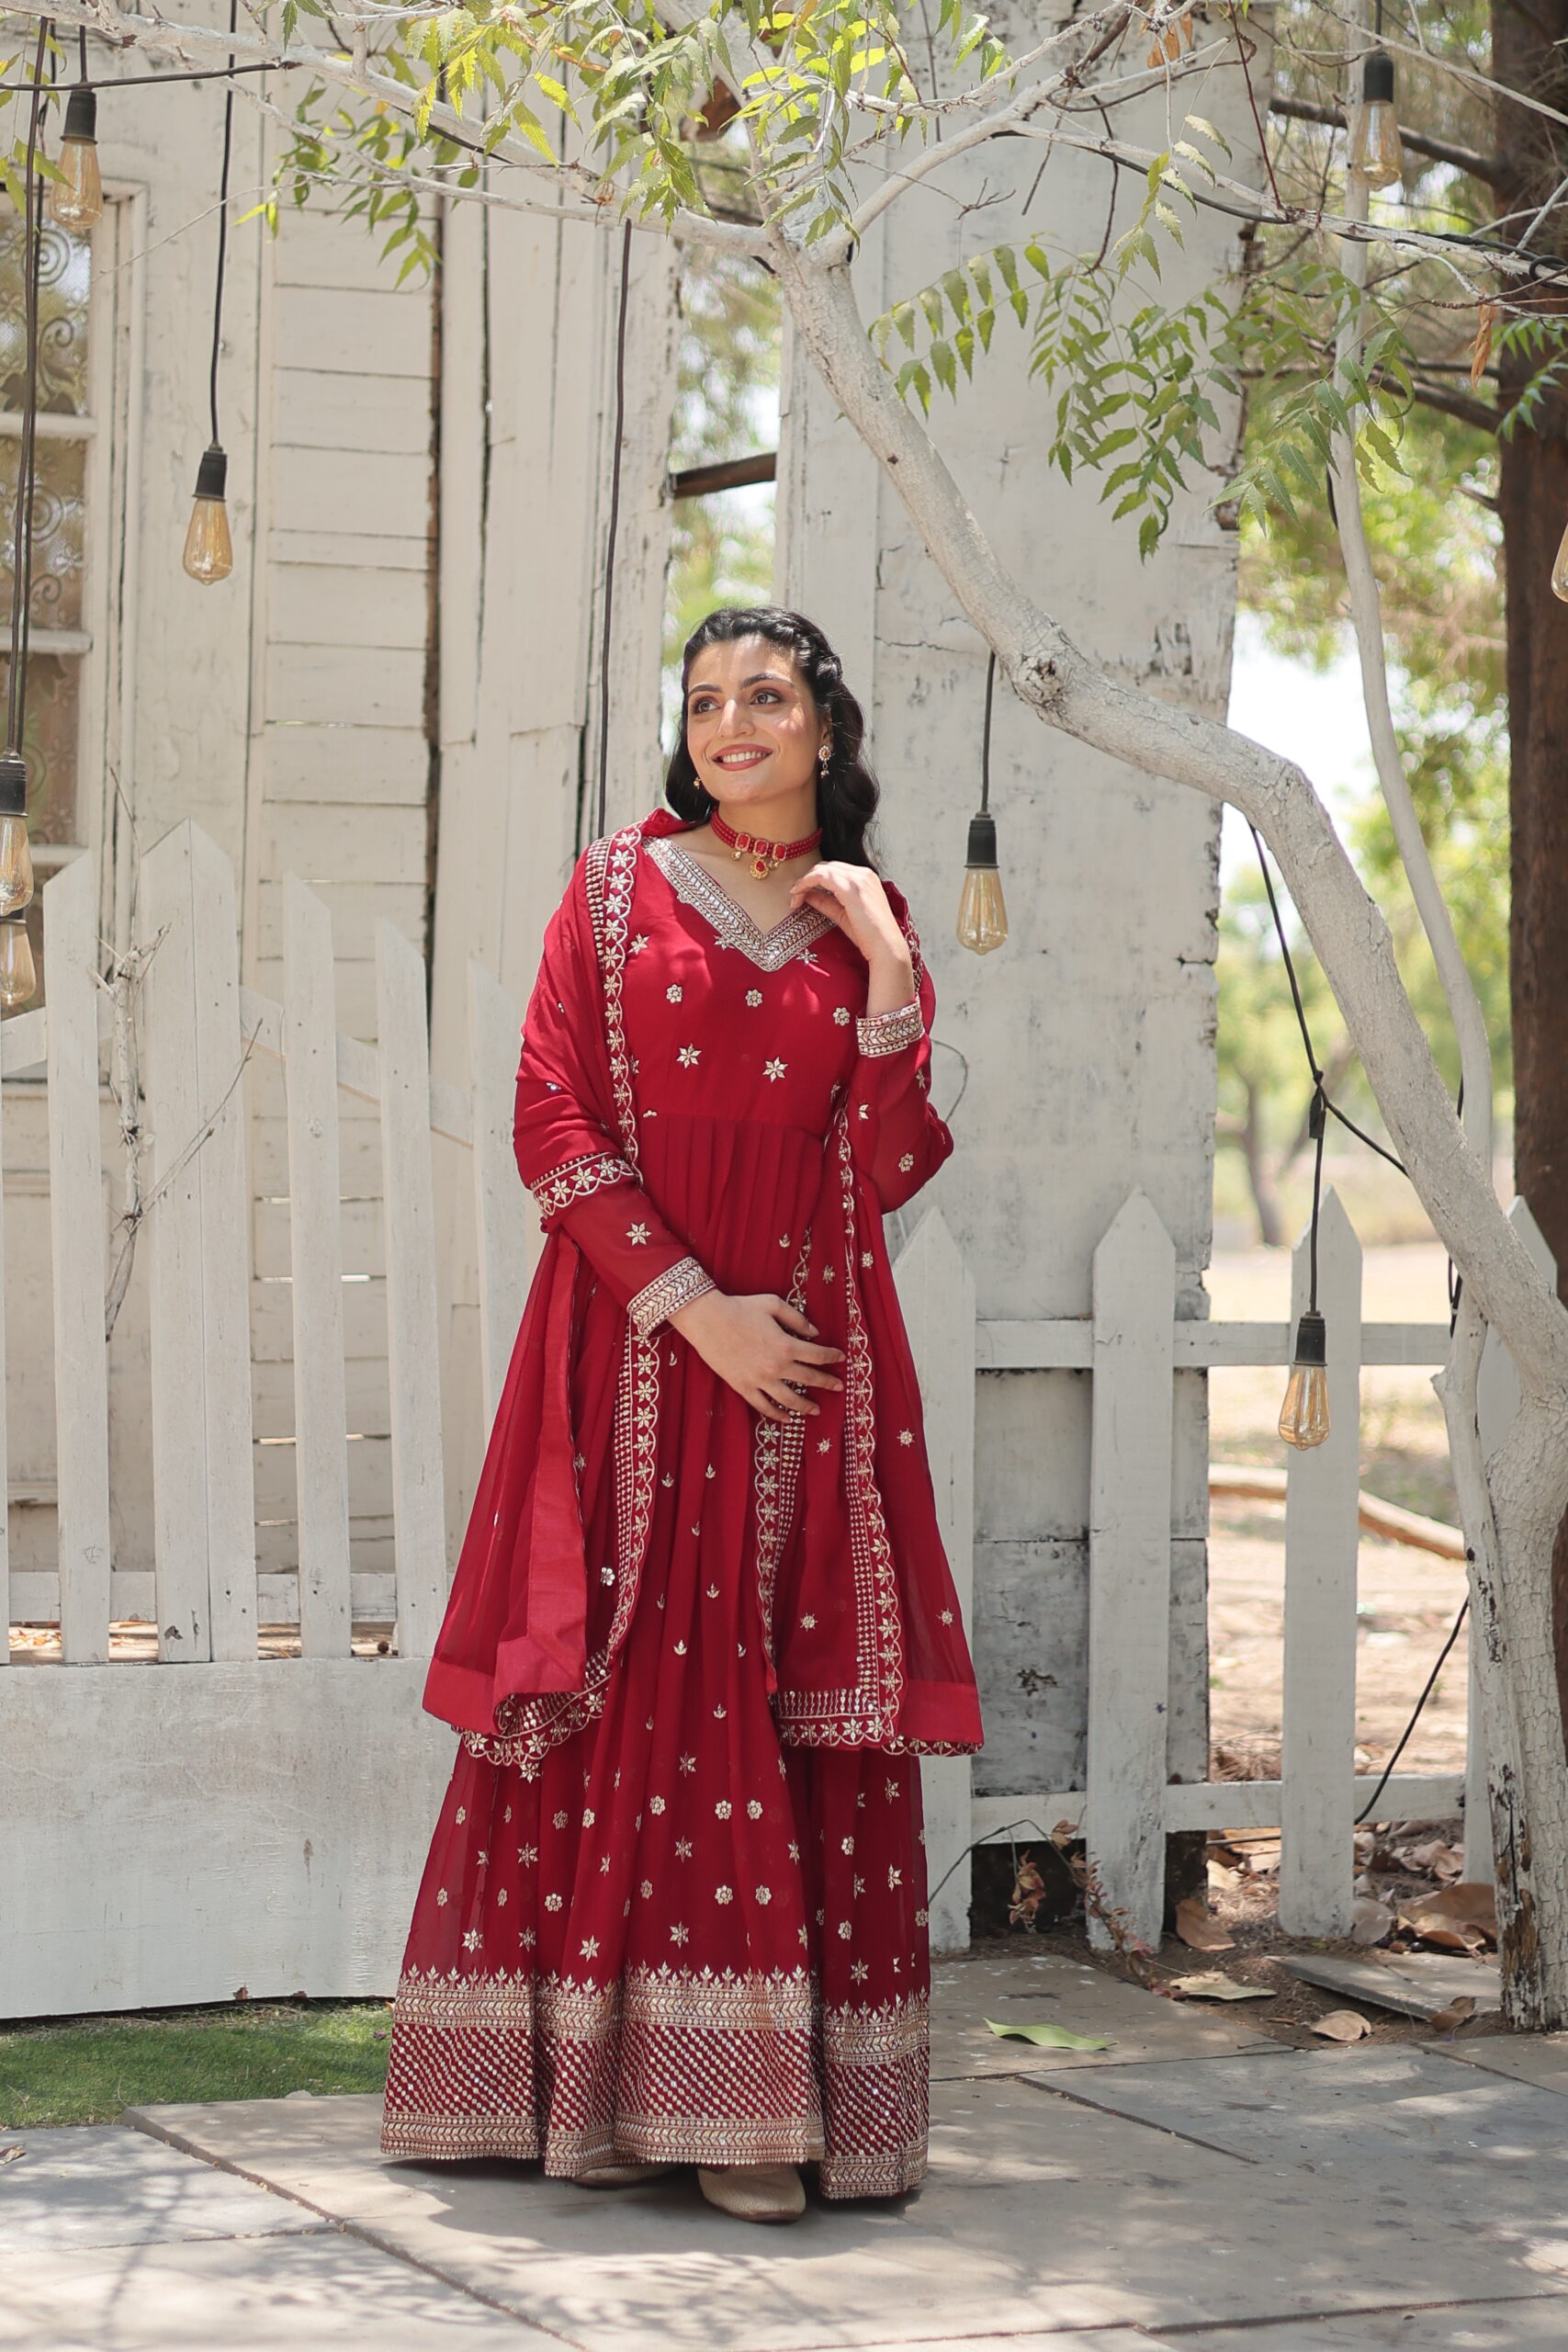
[682,635,829,813]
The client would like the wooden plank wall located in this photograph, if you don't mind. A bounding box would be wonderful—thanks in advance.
[243,198,438,1609]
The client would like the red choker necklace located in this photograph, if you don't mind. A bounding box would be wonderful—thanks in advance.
[709,809,822,880]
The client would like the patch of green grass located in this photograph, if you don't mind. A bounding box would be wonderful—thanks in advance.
[0,2000,393,2129]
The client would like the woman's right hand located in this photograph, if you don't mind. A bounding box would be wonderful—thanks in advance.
[670,1289,845,1424]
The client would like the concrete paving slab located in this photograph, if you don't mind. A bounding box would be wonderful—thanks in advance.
[1428,2032,1568,2095]
[1046,2045,1568,2267]
[0,2123,321,2252]
[930,1946,1277,2078]
[126,2074,1551,2348]
[1282,1951,1501,2020]
[0,2230,567,2349]
[1173,2294,1568,2349]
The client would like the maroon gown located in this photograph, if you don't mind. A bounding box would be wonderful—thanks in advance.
[382,813,981,2199]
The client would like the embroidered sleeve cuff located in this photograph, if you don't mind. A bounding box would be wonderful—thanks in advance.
[856,1000,924,1058]
[528,1150,636,1222]
[628,1256,716,1338]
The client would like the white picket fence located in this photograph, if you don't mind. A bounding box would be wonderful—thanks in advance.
[1,821,1505,2012]
[918,1185,1530,1954]
[1,823,527,1661]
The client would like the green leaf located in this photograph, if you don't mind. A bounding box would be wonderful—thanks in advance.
[984,2018,1114,2052]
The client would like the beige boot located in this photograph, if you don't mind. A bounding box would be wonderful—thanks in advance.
[574,2162,679,2188]
[696,2164,806,2222]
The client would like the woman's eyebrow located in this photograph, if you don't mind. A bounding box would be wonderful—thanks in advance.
[686,670,793,699]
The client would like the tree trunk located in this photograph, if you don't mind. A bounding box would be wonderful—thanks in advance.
[1239,1077,1286,1248]
[1493,0,1568,1738]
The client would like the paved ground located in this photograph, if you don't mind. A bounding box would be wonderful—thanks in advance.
[6,1946,1568,2350]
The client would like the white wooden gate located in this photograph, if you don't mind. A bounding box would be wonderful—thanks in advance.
[1,826,1505,2012]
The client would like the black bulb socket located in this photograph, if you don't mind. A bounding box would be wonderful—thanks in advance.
[62,85,98,144]
[0,750,28,820]
[1361,49,1394,104]
[964,811,998,870]
[1291,1307,1327,1369]
[193,444,229,503]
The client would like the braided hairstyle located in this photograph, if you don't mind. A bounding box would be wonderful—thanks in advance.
[664,605,880,867]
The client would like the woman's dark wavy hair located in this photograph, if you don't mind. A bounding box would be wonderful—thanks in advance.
[664,606,880,867]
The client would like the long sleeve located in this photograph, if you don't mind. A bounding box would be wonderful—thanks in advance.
[513,874,715,1336]
[845,957,953,1213]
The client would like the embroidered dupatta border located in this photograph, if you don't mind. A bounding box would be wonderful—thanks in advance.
[761,1114,907,1748]
[473,826,662,1775]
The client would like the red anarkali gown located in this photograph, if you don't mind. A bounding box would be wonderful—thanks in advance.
[382,813,981,2199]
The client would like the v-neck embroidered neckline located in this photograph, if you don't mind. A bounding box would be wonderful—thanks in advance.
[648,836,835,973]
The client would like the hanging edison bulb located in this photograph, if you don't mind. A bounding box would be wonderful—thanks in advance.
[1279,1307,1331,1450]
[51,85,103,232]
[0,750,33,917]
[956,811,1008,955]
[1347,50,1404,189]
[183,443,233,584]
[0,911,36,1009]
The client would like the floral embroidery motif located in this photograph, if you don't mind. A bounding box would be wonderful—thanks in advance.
[670,1924,689,1947]
[763,1057,787,1082]
[649,838,834,972]
[833,1006,851,1025]
[716,1885,734,1905]
[666,984,682,1003]
[746,989,763,1008]
[678,1044,701,1068]
[628,933,649,954]
[898,1430,914,1446]
[529,1150,634,1222]
[898,1153,915,1173]
[626,1223,650,1245]
[857,1000,923,1057]
[628,1256,716,1338]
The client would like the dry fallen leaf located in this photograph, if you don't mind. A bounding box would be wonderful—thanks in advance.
[1207,1859,1242,1894]
[1427,1994,1478,2036]
[1168,1972,1273,2002]
[1312,2008,1371,2043]
[1175,1897,1235,1951]
[1401,1883,1496,1951]
[1,2145,24,2165]
[1351,1897,1394,1947]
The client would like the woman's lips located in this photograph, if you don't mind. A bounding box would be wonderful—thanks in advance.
[711,747,770,768]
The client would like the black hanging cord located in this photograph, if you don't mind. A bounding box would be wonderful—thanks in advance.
[6,25,50,759]
[1354,1595,1469,1824]
[1247,820,1409,1180]
[980,650,996,815]
[76,27,86,82]
[594,220,634,842]
[209,0,240,450]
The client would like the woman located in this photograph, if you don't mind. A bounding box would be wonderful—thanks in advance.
[382,606,981,2222]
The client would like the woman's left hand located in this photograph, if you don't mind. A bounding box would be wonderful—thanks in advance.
[789,861,912,984]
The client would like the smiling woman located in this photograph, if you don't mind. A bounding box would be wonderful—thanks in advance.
[380,606,981,2225]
